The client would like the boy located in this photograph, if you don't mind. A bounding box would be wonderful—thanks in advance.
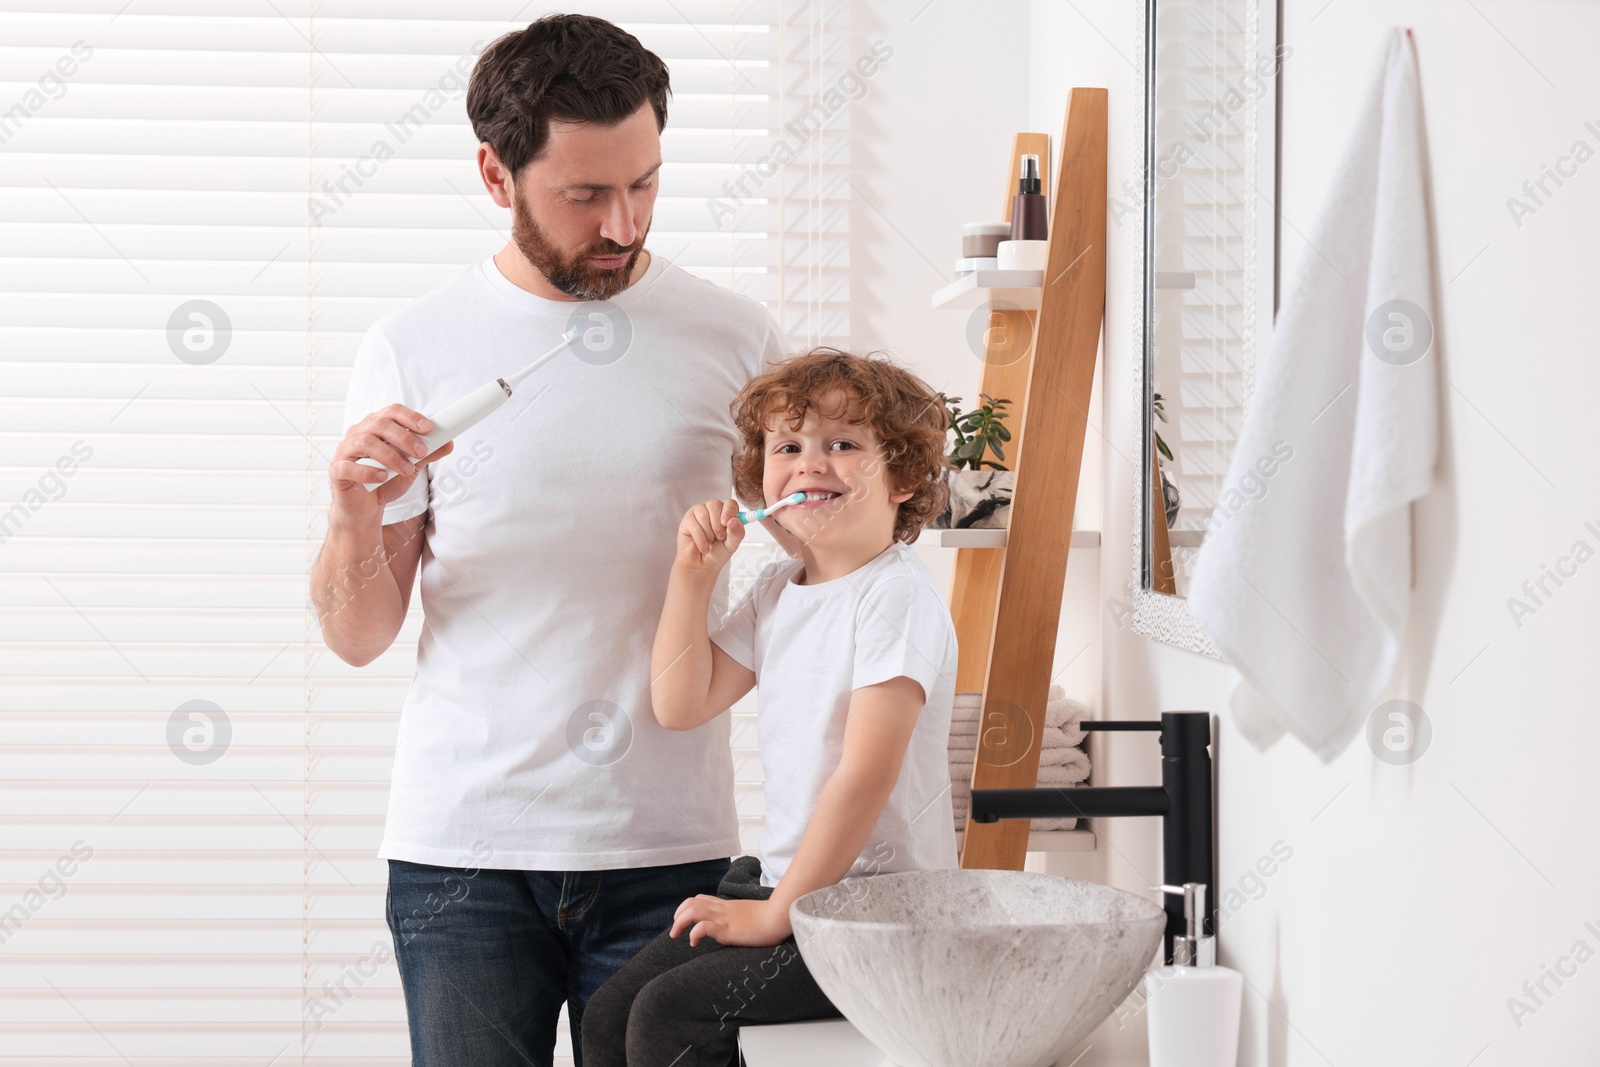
[581,347,960,1065]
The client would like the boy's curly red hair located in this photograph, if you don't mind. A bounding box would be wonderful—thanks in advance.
[731,347,950,544]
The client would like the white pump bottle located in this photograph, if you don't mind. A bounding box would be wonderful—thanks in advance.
[1146,882,1242,1067]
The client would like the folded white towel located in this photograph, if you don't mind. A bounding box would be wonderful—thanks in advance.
[950,743,1087,776]
[1051,727,1083,750]
[1037,747,1091,773]
[948,685,1090,835]
[948,728,1089,754]
[949,726,1081,752]
[1046,696,1088,731]
[947,766,1088,788]
[1188,27,1438,761]
[951,685,1084,720]
[949,717,1086,744]
[950,753,1088,788]
[950,687,1087,729]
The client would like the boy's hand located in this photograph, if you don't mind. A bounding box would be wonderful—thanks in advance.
[674,498,745,575]
[669,894,791,948]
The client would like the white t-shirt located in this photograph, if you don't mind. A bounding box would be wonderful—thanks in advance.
[341,252,785,870]
[709,542,960,887]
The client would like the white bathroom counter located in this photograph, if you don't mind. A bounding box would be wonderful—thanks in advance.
[739,1018,889,1066]
[739,1017,1142,1066]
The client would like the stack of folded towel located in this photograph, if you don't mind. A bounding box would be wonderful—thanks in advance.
[949,684,1090,832]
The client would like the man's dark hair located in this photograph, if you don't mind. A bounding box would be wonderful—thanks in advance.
[467,14,671,177]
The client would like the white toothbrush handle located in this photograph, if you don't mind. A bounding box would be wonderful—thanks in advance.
[358,379,511,491]
[737,494,802,524]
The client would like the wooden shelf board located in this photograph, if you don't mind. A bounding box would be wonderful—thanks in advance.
[935,528,1100,549]
[955,827,1097,852]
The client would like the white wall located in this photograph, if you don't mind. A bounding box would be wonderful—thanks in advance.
[1021,1,1600,1065]
[1017,5,1166,1062]
[844,0,1031,600]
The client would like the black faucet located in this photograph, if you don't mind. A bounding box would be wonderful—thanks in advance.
[969,711,1214,964]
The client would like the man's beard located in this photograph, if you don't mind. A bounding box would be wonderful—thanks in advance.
[510,191,648,301]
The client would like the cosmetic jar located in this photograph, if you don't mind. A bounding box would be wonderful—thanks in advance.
[961,222,1011,259]
[996,239,1048,272]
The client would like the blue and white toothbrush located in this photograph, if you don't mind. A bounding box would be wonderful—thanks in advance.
[736,492,813,524]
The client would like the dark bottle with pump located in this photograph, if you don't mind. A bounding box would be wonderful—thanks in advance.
[1009,153,1048,241]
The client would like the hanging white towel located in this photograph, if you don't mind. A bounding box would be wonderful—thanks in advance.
[1188,28,1438,761]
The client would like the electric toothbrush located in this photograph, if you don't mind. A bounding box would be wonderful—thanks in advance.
[737,493,809,524]
[358,327,583,491]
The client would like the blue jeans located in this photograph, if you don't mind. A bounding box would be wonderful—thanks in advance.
[386,855,731,1067]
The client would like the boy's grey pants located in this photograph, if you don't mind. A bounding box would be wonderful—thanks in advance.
[580,854,843,1067]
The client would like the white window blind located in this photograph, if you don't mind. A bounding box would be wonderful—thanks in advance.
[0,1,853,1061]
[1150,0,1253,583]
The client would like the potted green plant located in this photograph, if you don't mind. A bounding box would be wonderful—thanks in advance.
[1153,391,1179,528]
[932,393,1014,529]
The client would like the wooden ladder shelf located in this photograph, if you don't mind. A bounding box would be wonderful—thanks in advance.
[954,89,1108,872]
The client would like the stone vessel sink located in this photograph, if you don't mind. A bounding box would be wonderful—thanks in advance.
[789,869,1164,1067]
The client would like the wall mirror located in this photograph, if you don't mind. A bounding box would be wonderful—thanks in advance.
[1131,0,1282,655]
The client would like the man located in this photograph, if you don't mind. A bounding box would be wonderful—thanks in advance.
[310,15,787,1066]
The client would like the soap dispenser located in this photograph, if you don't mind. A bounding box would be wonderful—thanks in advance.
[1146,883,1242,1067]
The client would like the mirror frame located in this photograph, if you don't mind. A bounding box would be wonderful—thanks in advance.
[1130,0,1281,656]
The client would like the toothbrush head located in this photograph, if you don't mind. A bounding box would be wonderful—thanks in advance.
[736,492,807,525]
[763,492,806,517]
[504,326,587,388]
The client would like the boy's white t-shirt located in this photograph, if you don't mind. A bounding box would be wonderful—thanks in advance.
[709,542,960,887]
[341,251,785,871]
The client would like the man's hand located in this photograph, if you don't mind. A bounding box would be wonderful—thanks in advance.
[674,498,745,576]
[329,404,454,527]
[669,894,791,948]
